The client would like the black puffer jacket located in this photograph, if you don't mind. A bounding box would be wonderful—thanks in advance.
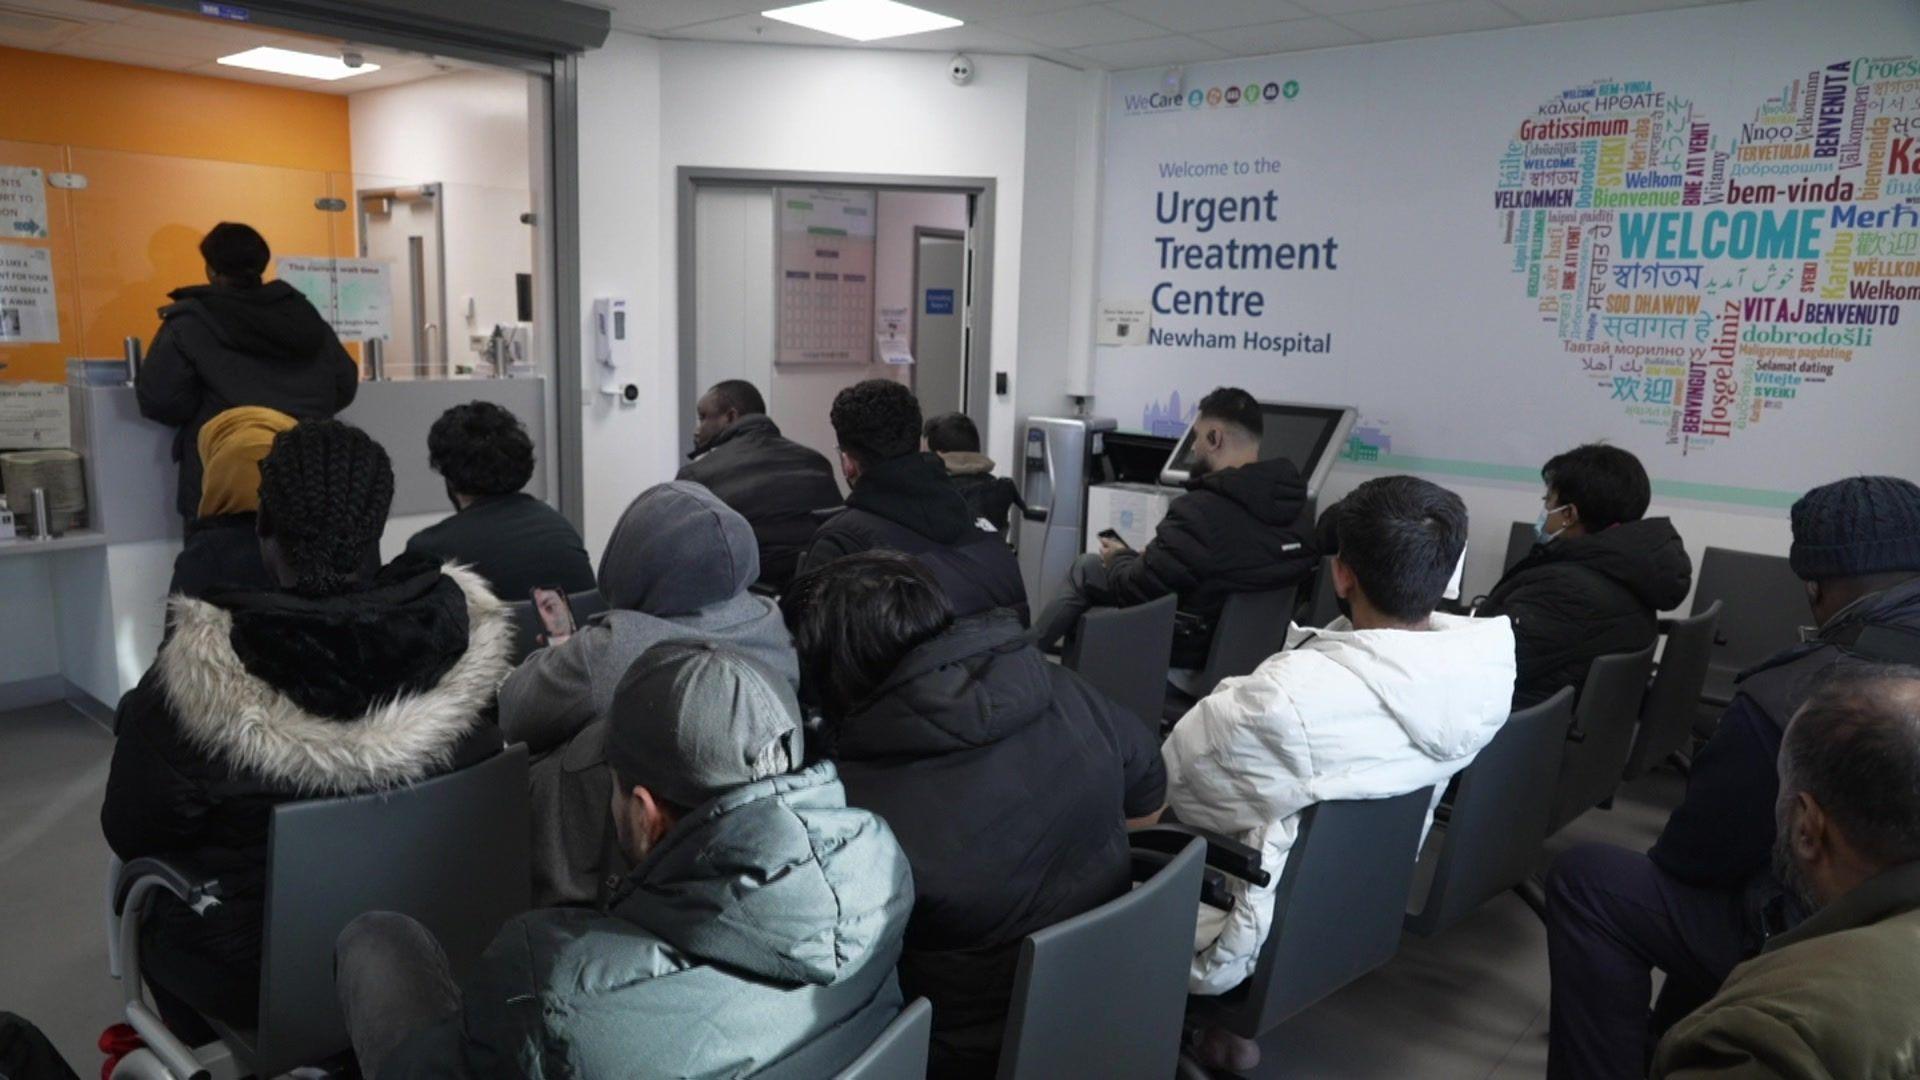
[800,452,1029,622]
[1105,457,1317,668]
[167,513,275,600]
[101,556,510,1026]
[827,614,1166,1079]
[138,282,359,519]
[1479,518,1693,707]
[938,451,1025,535]
[679,415,844,592]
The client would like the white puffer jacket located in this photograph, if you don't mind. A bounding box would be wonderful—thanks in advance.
[1162,613,1517,995]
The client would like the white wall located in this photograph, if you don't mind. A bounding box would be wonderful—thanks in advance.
[573,35,1103,555]
[350,69,536,374]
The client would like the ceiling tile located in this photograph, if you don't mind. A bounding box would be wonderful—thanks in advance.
[77,21,272,59]
[985,5,1165,47]
[54,39,197,71]
[659,12,856,45]
[0,11,89,49]
[599,0,765,33]
[1103,0,1314,32]
[911,0,1089,17]
[1192,15,1361,53]
[1331,0,1520,39]
[849,23,1044,52]
[1072,33,1231,67]
[1497,0,1735,22]
[1291,0,1461,15]
[0,0,136,23]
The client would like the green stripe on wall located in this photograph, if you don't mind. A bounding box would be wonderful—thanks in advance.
[1343,452,1798,510]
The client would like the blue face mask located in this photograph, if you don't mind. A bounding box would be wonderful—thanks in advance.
[1535,504,1570,542]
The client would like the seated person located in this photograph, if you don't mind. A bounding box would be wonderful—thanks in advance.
[783,553,1165,1078]
[799,379,1028,621]
[1030,386,1317,669]
[1544,475,1920,1080]
[1161,476,1515,1071]
[923,410,1024,534]
[102,420,509,1041]
[166,406,292,598]
[678,379,843,592]
[1652,664,1920,1079]
[1477,443,1692,707]
[405,401,595,599]
[335,642,914,1079]
[497,481,796,907]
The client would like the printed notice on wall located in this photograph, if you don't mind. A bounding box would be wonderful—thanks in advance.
[275,256,393,341]
[776,188,876,365]
[0,245,59,344]
[0,167,48,240]
[1097,300,1151,346]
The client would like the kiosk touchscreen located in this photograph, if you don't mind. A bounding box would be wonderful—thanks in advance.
[1158,401,1356,504]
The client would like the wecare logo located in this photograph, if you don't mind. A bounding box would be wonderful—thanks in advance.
[1122,76,1299,116]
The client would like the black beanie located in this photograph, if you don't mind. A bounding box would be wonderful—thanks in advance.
[1788,476,1920,580]
[200,222,270,284]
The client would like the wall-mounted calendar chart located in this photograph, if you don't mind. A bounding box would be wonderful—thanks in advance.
[775,187,876,365]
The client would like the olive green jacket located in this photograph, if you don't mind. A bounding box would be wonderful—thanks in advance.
[1652,861,1920,1079]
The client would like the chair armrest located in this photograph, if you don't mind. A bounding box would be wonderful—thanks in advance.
[113,856,224,917]
[1131,823,1270,889]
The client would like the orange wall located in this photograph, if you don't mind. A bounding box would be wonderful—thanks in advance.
[0,47,353,382]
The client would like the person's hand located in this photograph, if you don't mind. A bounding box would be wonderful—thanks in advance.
[1100,536,1128,564]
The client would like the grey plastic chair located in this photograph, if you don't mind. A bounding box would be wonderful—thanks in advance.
[1064,594,1178,739]
[1171,586,1298,705]
[1549,644,1658,833]
[1691,547,1804,708]
[1406,688,1573,937]
[1187,788,1435,1043]
[835,998,932,1080]
[1302,558,1341,629]
[509,588,608,664]
[1624,602,1723,780]
[996,838,1205,1080]
[112,745,532,1079]
[1503,521,1537,576]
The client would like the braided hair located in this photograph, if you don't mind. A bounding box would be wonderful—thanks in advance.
[256,420,395,597]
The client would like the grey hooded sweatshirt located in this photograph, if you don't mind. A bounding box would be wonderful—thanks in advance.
[498,481,799,906]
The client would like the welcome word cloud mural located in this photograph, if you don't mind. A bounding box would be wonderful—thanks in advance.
[1095,0,1920,507]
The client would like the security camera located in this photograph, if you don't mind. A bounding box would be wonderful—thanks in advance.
[341,47,365,69]
[948,54,974,86]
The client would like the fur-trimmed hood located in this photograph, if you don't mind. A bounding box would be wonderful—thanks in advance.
[157,558,512,795]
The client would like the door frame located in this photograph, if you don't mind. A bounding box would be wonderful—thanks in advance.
[676,167,997,460]
[908,225,966,411]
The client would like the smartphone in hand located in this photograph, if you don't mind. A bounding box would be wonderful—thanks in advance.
[531,586,577,645]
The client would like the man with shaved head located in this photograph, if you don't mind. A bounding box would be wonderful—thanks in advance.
[1652,664,1920,1078]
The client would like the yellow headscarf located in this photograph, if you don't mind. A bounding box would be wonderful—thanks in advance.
[197,406,298,519]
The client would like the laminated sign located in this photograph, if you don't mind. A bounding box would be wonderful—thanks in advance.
[0,245,59,344]
[0,167,48,240]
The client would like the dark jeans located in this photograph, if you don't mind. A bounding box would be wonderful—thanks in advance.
[140,893,262,1045]
[335,912,463,1079]
[1544,843,1751,1080]
[1031,553,1114,652]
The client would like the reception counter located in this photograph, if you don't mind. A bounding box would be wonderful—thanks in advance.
[0,377,551,715]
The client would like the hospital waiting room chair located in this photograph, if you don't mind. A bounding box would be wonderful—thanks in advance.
[1064,594,1179,740]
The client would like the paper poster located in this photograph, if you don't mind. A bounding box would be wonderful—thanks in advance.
[0,383,71,449]
[776,188,876,365]
[0,245,59,344]
[1097,300,1151,345]
[275,256,394,341]
[0,167,48,240]
[876,304,913,365]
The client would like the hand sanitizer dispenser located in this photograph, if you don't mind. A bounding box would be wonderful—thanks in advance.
[592,297,638,406]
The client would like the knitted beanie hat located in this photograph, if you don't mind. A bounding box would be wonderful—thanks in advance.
[1788,476,1920,580]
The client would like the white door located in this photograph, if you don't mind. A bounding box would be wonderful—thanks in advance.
[912,230,966,423]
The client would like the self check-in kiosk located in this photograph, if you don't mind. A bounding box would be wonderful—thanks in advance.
[1015,416,1116,611]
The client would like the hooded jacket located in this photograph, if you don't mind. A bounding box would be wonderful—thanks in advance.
[498,481,799,907]
[167,513,275,600]
[1162,613,1517,995]
[678,414,845,591]
[1651,861,1920,1080]
[1104,457,1318,669]
[101,557,510,1014]
[830,614,1167,1077]
[1479,517,1693,707]
[137,281,360,519]
[937,451,1025,535]
[403,492,597,602]
[800,452,1029,622]
[382,762,915,1080]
